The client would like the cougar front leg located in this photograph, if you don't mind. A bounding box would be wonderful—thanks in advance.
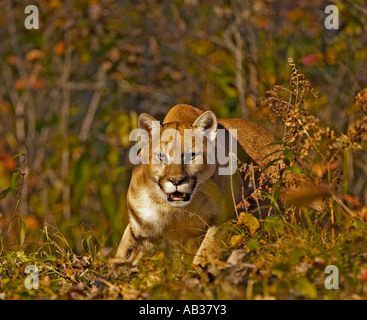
[111,223,145,268]
[193,226,225,266]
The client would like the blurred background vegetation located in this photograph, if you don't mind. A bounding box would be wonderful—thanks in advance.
[0,0,366,254]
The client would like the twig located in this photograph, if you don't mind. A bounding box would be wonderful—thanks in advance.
[250,162,262,220]
[229,152,239,219]
[79,68,106,142]
[2,153,27,251]
[60,20,72,220]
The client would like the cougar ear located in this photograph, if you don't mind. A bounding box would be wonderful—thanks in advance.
[192,111,217,142]
[138,113,160,134]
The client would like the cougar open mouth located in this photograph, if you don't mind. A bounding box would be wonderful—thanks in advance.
[167,191,191,202]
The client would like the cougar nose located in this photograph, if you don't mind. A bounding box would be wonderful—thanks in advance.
[168,177,185,185]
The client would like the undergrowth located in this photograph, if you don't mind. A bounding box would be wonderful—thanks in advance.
[1,59,367,300]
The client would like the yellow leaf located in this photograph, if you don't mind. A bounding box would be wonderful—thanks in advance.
[230,235,243,247]
[237,212,260,236]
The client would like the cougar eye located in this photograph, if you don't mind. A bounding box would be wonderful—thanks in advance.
[156,153,167,162]
[186,152,201,163]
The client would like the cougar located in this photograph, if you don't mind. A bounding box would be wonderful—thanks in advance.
[112,104,285,267]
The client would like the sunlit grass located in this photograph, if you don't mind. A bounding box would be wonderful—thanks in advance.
[1,213,367,300]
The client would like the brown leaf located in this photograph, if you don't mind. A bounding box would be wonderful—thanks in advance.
[14,76,45,91]
[54,42,66,56]
[65,268,73,278]
[283,184,331,207]
[26,49,44,61]
[343,194,362,207]
[6,55,19,66]
[23,214,42,231]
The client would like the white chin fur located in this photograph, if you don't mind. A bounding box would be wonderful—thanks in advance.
[166,199,191,207]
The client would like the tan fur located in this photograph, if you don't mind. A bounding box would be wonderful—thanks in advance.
[112,104,279,268]
[164,104,277,170]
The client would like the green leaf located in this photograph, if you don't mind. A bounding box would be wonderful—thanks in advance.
[264,216,285,235]
[0,187,12,201]
[290,248,306,264]
[18,217,26,246]
[274,188,281,201]
[293,277,318,299]
[271,179,283,193]
[247,237,260,251]
[261,190,276,204]
[11,172,20,197]
[12,153,25,159]
[283,149,293,161]
[286,166,302,176]
[272,262,291,278]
